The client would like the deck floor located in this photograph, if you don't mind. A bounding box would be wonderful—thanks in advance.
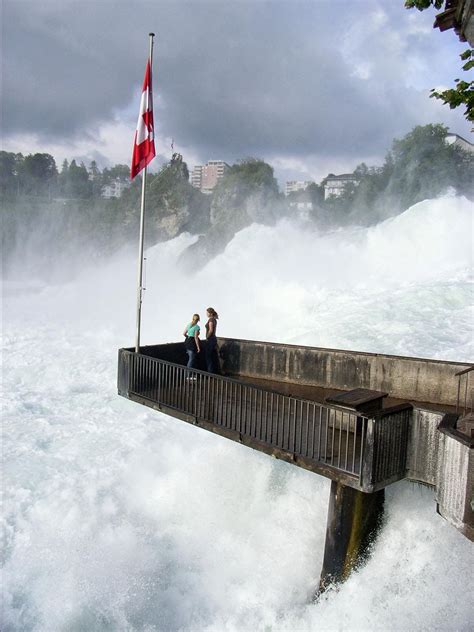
[230,373,456,414]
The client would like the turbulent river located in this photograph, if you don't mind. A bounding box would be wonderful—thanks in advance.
[2,193,474,631]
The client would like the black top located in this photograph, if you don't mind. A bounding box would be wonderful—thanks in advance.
[205,317,217,339]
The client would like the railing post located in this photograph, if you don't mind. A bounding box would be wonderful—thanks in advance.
[117,350,131,396]
[360,418,375,491]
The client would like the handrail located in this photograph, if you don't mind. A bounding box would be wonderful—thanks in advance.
[455,365,474,377]
[438,412,473,448]
[130,352,372,418]
[455,365,474,416]
[125,350,366,478]
[119,349,411,491]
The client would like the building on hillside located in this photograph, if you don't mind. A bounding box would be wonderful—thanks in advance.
[285,180,313,196]
[288,200,313,221]
[190,165,203,189]
[102,179,130,199]
[445,132,474,153]
[323,173,359,200]
[191,160,230,193]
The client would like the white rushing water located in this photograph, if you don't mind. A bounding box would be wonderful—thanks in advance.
[2,194,474,631]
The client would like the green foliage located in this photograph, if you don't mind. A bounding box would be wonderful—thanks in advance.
[231,158,279,192]
[306,182,324,202]
[430,49,474,123]
[213,158,280,221]
[180,158,282,269]
[404,0,444,10]
[0,151,19,196]
[210,158,277,221]
[145,155,210,239]
[405,2,473,123]
[20,153,58,196]
[101,164,130,185]
[0,152,59,197]
[63,159,91,198]
[324,124,473,225]
[387,123,473,206]
[2,125,473,271]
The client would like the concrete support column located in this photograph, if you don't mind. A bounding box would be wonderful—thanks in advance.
[319,481,385,593]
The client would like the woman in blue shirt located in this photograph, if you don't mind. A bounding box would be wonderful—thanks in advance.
[183,313,201,369]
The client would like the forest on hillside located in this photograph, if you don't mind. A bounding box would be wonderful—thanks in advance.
[2,124,472,278]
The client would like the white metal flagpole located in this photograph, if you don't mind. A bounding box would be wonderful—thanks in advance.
[135,32,155,353]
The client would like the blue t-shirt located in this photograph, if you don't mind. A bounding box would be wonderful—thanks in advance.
[187,323,200,337]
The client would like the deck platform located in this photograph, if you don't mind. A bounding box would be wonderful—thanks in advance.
[117,337,474,590]
[117,341,422,493]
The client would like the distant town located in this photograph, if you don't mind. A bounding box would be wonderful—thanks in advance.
[98,131,474,208]
[187,132,473,206]
[2,124,473,278]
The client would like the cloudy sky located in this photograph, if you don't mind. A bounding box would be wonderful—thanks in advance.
[2,0,472,185]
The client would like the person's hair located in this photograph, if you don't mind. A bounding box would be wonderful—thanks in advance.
[207,307,219,319]
[191,313,200,325]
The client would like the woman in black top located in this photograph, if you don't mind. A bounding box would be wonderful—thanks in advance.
[205,307,218,373]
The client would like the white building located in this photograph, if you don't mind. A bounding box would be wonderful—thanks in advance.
[190,165,203,189]
[323,173,359,200]
[102,179,130,199]
[191,160,230,193]
[445,133,474,153]
[285,180,313,196]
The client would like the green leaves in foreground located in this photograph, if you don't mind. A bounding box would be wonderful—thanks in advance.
[430,49,474,123]
[404,0,444,10]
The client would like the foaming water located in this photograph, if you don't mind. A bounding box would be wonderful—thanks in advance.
[2,194,473,630]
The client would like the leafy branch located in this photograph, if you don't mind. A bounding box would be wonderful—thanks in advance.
[405,1,474,123]
[404,0,444,9]
[430,49,474,123]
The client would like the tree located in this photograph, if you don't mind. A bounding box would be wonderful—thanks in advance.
[101,164,129,186]
[179,158,282,269]
[405,0,474,123]
[133,154,210,241]
[65,159,91,198]
[88,161,103,197]
[20,153,57,196]
[0,151,18,197]
[88,160,100,178]
[211,158,281,224]
[319,124,473,226]
[306,182,324,205]
[430,49,474,123]
[384,123,473,208]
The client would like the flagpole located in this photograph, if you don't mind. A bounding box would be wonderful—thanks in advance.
[135,32,155,353]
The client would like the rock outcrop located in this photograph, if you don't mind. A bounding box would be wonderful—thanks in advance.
[147,154,210,243]
[179,159,284,269]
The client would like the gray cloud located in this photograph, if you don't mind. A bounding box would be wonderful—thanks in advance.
[2,0,471,171]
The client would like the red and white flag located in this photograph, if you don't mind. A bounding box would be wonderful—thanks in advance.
[131,59,156,179]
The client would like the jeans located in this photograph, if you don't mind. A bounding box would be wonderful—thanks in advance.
[205,337,217,373]
[186,349,197,369]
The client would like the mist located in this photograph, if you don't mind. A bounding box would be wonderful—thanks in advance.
[2,192,473,630]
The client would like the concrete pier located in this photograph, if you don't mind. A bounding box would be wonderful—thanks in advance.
[319,482,384,592]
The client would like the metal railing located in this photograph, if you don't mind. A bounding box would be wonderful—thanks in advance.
[126,351,367,479]
[370,406,411,485]
[455,365,474,417]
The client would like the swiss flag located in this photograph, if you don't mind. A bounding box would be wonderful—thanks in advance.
[131,60,156,179]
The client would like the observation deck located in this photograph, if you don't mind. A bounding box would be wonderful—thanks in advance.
[118,337,473,533]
